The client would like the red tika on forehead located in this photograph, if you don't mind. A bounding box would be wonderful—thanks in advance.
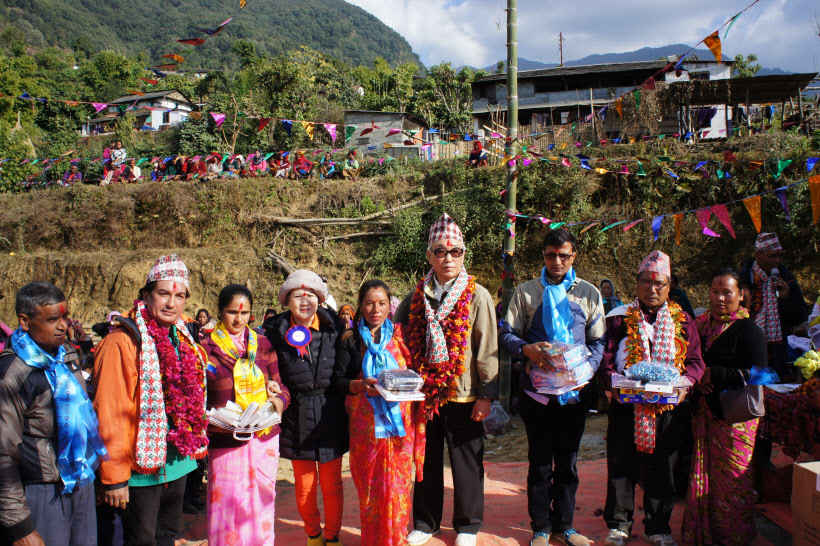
[59,303,66,315]
[446,240,452,246]
[239,302,243,310]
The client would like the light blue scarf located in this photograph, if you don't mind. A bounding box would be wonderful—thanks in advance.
[10,329,108,494]
[359,319,406,439]
[540,266,576,344]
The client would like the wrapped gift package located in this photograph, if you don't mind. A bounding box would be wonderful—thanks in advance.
[611,372,692,405]
[530,361,593,390]
[378,369,424,392]
[542,342,588,370]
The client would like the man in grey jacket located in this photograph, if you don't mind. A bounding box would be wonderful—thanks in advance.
[0,282,106,546]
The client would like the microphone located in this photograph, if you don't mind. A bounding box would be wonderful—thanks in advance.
[770,267,780,298]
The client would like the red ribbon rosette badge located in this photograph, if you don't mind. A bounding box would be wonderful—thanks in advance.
[286,325,312,357]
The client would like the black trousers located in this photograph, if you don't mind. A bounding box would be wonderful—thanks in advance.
[412,401,485,535]
[122,476,187,546]
[603,400,689,536]
[520,392,589,534]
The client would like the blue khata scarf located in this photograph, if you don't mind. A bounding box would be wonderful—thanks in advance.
[540,266,576,344]
[11,329,109,494]
[358,319,406,439]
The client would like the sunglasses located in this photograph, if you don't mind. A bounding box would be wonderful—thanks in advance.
[431,247,465,258]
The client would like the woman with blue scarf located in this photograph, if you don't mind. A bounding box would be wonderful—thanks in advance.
[334,279,422,546]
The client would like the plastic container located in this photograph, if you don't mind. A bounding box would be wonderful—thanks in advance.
[530,361,594,390]
[542,342,588,370]
[378,369,424,392]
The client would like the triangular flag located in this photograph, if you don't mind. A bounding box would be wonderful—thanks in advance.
[622,219,643,232]
[723,14,740,41]
[323,124,337,142]
[301,121,315,140]
[775,159,792,178]
[178,38,206,46]
[139,78,159,85]
[549,222,566,230]
[378,158,384,165]
[774,188,791,222]
[636,162,646,177]
[642,77,656,91]
[809,175,820,224]
[258,118,272,132]
[240,0,246,7]
[161,54,185,63]
[695,161,709,171]
[345,125,357,143]
[633,90,641,108]
[92,103,107,113]
[282,120,293,136]
[615,99,623,118]
[695,208,720,237]
[360,127,373,136]
[561,158,571,167]
[580,221,602,233]
[807,158,819,172]
[211,113,226,127]
[464,134,473,141]
[594,168,608,175]
[601,220,627,232]
[703,31,722,63]
[673,213,683,245]
[710,204,736,238]
[723,150,737,162]
[619,164,629,174]
[387,128,402,135]
[651,216,663,241]
[743,196,762,233]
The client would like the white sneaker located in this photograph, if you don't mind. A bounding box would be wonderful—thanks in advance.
[407,529,439,546]
[641,532,677,546]
[604,529,629,546]
[455,533,477,546]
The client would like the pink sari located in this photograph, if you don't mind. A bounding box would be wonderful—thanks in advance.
[345,330,421,546]
[208,434,280,546]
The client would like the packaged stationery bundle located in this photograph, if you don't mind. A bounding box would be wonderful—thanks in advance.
[541,342,588,370]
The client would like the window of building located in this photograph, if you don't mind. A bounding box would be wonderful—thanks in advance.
[162,112,170,124]
[689,71,710,81]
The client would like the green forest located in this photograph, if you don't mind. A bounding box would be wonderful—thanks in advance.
[0,12,486,189]
[0,0,420,69]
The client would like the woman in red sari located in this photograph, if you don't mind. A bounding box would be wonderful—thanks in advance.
[334,280,422,545]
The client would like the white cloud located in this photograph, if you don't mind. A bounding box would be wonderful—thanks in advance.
[347,0,820,73]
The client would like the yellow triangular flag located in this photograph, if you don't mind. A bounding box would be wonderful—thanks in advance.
[743,196,762,233]
[301,121,315,140]
[703,31,722,64]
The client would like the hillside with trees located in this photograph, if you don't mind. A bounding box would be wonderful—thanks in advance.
[0,0,421,69]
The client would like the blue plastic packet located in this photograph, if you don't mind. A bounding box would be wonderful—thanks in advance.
[747,366,779,386]
[557,390,581,406]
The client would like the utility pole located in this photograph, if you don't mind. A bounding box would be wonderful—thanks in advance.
[559,32,564,67]
[499,0,518,412]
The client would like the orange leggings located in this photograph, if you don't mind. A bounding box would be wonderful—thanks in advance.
[291,458,344,539]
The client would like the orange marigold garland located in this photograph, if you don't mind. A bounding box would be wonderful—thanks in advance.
[624,301,688,451]
[405,276,475,421]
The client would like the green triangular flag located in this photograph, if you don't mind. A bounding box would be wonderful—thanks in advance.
[717,169,725,178]
[136,158,149,166]
[657,135,666,140]
[549,222,566,229]
[637,161,646,177]
[601,220,627,231]
[345,125,357,144]
[658,156,672,162]
[775,159,792,178]
[633,90,641,109]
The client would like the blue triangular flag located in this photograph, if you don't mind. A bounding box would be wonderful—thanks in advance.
[695,161,709,170]
[464,134,473,141]
[667,169,679,179]
[651,216,663,241]
[613,138,621,144]
[580,160,591,170]
[547,144,555,150]
[808,158,819,172]
[282,120,293,137]
[774,187,791,222]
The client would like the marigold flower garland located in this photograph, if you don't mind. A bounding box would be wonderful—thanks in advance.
[406,276,476,420]
[623,301,688,421]
[142,309,208,456]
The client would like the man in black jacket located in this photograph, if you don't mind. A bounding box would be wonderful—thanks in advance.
[739,232,808,375]
[0,282,105,546]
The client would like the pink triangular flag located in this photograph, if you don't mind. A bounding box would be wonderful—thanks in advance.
[710,204,736,238]
[387,128,401,135]
[695,208,720,237]
[323,124,337,142]
[211,113,226,127]
[561,158,571,167]
[622,219,643,232]
[522,159,533,166]
[619,164,630,174]
[92,103,107,113]
[378,158,385,165]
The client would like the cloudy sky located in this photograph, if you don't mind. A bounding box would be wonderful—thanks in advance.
[347,0,820,73]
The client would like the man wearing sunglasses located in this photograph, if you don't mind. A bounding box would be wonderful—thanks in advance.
[498,228,605,546]
[394,213,498,546]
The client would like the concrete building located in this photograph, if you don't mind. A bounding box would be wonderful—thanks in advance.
[81,90,195,136]
[343,110,429,156]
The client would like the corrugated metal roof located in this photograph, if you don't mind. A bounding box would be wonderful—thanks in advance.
[476,60,732,82]
[110,90,191,104]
